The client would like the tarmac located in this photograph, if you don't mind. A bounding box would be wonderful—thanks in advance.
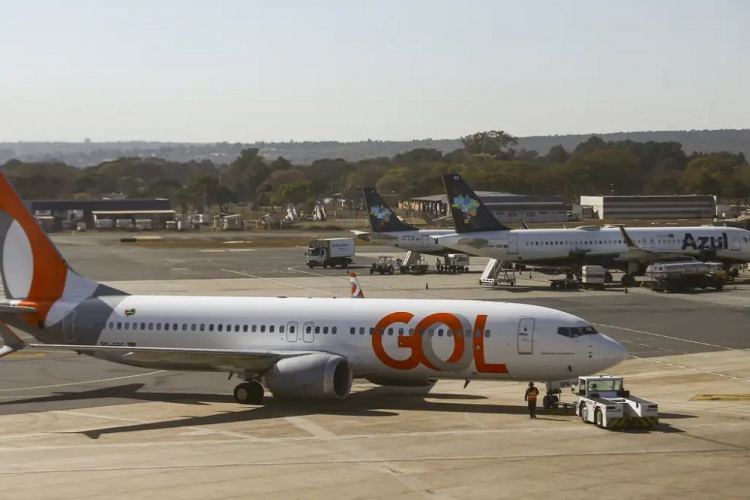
[1,233,749,499]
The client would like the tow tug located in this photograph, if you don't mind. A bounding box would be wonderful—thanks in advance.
[574,375,659,429]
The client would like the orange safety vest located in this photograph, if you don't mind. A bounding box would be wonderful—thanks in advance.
[526,388,538,401]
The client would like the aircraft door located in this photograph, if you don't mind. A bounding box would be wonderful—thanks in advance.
[517,318,534,355]
[286,321,298,342]
[731,237,740,251]
[63,311,76,342]
[421,235,430,248]
[302,322,315,343]
[508,233,518,255]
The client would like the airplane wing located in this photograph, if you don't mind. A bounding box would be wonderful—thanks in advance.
[349,230,397,241]
[456,237,490,249]
[30,344,319,372]
[0,300,37,316]
[614,226,690,263]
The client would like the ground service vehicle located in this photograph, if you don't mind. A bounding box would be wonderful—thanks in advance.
[306,238,355,269]
[399,254,429,275]
[438,254,470,274]
[575,376,659,429]
[370,255,395,275]
[644,261,726,293]
[581,265,606,290]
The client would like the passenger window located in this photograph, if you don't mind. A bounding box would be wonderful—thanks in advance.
[484,330,490,337]
[437,328,443,337]
[350,327,356,335]
[173,323,178,331]
[140,323,146,330]
[209,324,214,332]
[280,325,285,333]
[156,323,161,331]
[269,325,274,333]
[387,328,392,336]
[306,325,312,333]
[242,325,248,332]
[148,322,153,330]
[252,325,257,332]
[190,324,196,331]
[226,324,230,331]
[323,327,329,334]
[117,322,122,329]
[260,325,266,333]
[447,330,453,337]
[164,323,170,331]
[182,324,188,331]
[409,328,414,336]
[369,327,375,335]
[360,327,365,335]
[108,322,114,330]
[289,325,295,333]
[429,329,434,337]
[235,325,240,332]
[332,327,337,334]
[398,328,404,336]
[199,324,205,331]
[315,326,320,334]
[218,324,223,332]
[124,322,130,330]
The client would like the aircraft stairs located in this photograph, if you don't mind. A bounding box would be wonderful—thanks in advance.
[479,259,516,286]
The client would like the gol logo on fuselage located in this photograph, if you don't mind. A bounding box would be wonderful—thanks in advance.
[372,312,507,373]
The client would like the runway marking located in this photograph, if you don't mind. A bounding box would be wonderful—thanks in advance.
[171,268,188,271]
[629,355,749,383]
[691,394,750,401]
[0,370,166,393]
[0,449,744,475]
[592,323,742,352]
[221,268,337,297]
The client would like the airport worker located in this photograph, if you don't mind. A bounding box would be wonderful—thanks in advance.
[524,382,539,419]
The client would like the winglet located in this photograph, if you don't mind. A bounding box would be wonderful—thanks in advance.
[0,322,26,358]
[520,220,529,230]
[350,273,365,298]
[618,225,638,249]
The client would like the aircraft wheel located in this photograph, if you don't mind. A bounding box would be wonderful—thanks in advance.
[543,395,551,409]
[621,274,636,287]
[233,382,263,404]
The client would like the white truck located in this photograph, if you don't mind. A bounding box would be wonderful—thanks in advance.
[644,261,726,293]
[306,238,355,269]
[575,376,659,429]
[581,265,606,290]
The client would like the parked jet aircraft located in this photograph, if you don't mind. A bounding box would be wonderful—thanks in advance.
[437,173,750,285]
[0,173,626,405]
[351,188,456,256]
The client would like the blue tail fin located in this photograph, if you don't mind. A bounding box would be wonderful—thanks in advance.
[362,188,417,232]
[442,174,510,233]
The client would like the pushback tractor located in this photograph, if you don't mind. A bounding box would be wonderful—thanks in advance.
[575,376,659,429]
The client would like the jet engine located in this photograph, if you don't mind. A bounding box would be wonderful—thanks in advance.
[262,353,352,399]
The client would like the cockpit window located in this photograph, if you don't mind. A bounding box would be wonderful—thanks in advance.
[558,326,598,338]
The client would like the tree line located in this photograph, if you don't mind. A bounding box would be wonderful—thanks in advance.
[2,131,749,214]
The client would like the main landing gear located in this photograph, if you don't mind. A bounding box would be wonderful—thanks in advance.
[233,381,264,404]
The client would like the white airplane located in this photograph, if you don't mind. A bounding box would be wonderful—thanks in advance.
[437,173,750,285]
[0,172,626,405]
[351,188,455,256]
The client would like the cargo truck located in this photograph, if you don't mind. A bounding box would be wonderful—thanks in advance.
[644,261,726,293]
[306,238,355,269]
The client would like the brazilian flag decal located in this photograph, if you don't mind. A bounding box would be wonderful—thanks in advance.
[124,308,136,317]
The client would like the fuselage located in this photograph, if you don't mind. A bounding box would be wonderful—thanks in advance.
[355,229,454,256]
[31,295,627,383]
[437,226,750,270]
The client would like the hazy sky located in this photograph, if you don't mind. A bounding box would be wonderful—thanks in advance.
[1,0,748,142]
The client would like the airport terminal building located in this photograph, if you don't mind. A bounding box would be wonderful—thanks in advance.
[579,194,716,220]
[404,192,568,223]
[27,198,175,231]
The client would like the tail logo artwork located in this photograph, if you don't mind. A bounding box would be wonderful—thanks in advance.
[369,205,391,230]
[451,195,479,223]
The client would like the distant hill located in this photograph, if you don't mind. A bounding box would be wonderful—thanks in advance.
[2,129,748,166]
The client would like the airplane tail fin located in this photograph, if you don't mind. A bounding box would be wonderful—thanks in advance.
[0,172,127,326]
[362,188,416,232]
[350,273,365,298]
[442,174,510,233]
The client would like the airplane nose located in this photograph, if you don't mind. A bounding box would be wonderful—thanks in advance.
[594,335,628,368]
